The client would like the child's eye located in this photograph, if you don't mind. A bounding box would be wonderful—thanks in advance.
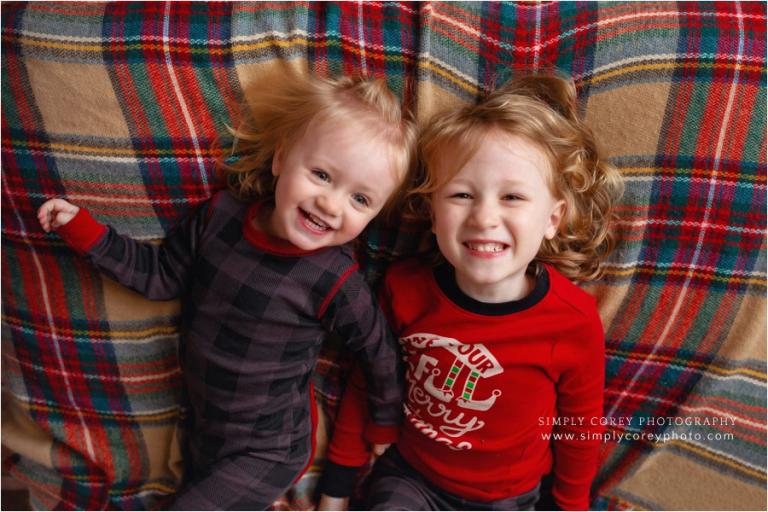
[352,193,370,207]
[449,192,472,199]
[502,193,524,201]
[312,169,330,182]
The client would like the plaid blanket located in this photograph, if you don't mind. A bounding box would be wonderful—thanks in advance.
[2,1,765,510]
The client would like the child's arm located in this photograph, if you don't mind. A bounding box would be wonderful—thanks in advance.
[319,268,404,431]
[317,365,398,508]
[317,270,403,508]
[551,308,606,510]
[317,365,367,510]
[37,197,208,300]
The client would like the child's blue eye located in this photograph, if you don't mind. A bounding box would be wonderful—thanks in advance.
[352,193,370,207]
[312,169,330,181]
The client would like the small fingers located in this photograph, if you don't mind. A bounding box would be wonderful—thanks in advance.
[372,443,391,456]
[317,495,349,511]
[37,198,78,232]
[37,203,53,232]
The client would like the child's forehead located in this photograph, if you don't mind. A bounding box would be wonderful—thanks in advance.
[308,111,410,177]
[305,111,393,145]
[477,130,549,163]
[312,103,387,127]
[433,129,553,183]
[296,113,407,185]
[301,114,386,154]
[306,113,358,138]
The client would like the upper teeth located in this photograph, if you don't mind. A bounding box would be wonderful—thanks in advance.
[467,242,505,253]
[306,212,330,230]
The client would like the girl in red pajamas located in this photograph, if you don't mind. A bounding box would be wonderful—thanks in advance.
[319,73,623,511]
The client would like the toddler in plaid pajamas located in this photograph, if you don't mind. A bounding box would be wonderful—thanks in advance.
[37,74,416,510]
[318,73,624,511]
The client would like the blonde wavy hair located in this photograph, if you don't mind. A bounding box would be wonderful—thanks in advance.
[219,73,417,221]
[415,73,624,282]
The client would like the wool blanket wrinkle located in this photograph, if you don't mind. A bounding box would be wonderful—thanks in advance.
[1,2,765,510]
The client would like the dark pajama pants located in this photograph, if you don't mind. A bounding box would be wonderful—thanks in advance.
[364,448,540,511]
[170,432,310,510]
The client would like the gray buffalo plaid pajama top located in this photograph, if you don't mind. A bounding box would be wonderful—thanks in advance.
[57,190,404,510]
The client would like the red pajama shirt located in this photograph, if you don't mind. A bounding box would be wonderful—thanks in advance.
[325,258,605,510]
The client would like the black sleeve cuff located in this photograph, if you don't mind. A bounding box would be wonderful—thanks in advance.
[318,461,362,498]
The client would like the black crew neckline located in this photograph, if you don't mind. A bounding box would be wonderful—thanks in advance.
[433,262,549,316]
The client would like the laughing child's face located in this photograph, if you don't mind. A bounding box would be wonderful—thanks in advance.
[431,130,565,303]
[266,115,401,251]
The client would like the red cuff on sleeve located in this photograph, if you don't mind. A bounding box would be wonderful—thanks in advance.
[56,208,108,254]
[363,423,400,445]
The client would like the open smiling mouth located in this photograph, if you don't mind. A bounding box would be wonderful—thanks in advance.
[463,241,509,254]
[299,208,333,232]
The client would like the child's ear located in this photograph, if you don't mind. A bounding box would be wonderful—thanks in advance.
[271,145,283,177]
[545,199,566,240]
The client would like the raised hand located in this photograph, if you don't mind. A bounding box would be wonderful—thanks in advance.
[37,198,80,232]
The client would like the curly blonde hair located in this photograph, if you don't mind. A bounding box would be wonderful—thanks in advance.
[415,73,624,282]
[219,73,417,221]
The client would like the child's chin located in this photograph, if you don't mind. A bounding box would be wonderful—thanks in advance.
[463,268,513,285]
[291,233,334,251]
[293,239,323,251]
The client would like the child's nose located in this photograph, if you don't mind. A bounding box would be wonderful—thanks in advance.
[317,192,342,217]
[470,201,500,228]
